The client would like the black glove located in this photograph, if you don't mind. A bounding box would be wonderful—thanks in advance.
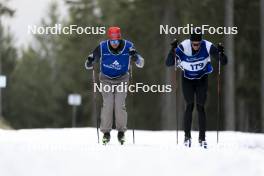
[129,48,138,62]
[87,55,94,62]
[129,47,137,56]
[217,43,228,65]
[85,60,93,69]
[85,55,94,69]
[170,39,178,49]
[217,43,224,53]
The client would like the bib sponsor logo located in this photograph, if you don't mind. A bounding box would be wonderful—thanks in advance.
[186,57,204,62]
[103,60,122,70]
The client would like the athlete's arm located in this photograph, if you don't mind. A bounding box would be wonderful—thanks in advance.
[129,47,144,68]
[210,44,228,65]
[85,45,101,69]
[165,44,183,67]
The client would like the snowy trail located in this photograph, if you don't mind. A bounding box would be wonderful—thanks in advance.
[0,128,263,176]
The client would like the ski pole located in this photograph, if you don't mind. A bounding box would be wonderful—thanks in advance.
[171,38,179,145]
[92,68,100,144]
[130,64,135,144]
[217,43,222,144]
[175,67,178,145]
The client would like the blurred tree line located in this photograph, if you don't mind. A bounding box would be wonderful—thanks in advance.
[0,0,263,132]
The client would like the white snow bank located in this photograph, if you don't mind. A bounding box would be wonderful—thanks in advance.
[0,128,263,176]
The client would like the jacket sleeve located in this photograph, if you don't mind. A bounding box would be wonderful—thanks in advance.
[209,44,228,65]
[130,46,144,68]
[165,44,183,67]
[84,45,101,69]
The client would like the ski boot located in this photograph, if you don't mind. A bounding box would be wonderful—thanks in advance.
[184,137,191,147]
[102,132,110,145]
[117,131,125,145]
[199,139,207,149]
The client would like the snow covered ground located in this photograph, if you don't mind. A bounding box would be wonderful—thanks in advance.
[0,128,263,176]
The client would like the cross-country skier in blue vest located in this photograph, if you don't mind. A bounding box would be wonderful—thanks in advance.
[85,27,144,145]
[166,28,227,148]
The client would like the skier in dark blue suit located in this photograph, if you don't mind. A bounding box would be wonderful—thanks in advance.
[166,29,227,148]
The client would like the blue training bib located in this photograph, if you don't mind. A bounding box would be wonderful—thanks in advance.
[176,39,213,79]
[100,40,133,78]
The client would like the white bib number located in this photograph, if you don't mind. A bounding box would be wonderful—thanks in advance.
[180,58,209,71]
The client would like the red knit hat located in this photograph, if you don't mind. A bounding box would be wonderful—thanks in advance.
[107,27,121,40]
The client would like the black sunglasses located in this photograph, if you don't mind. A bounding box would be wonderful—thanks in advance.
[191,42,201,47]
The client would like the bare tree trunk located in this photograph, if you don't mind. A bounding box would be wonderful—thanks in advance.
[161,0,176,130]
[0,19,3,119]
[224,0,235,130]
[261,0,264,132]
[237,63,246,131]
